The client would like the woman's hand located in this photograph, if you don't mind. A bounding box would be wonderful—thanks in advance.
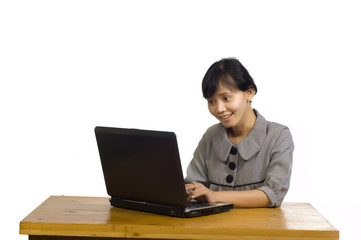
[185,183,270,207]
[185,182,217,203]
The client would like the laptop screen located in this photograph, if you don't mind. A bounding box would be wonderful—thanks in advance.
[95,127,189,207]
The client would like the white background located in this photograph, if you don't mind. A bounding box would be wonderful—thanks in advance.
[1,1,360,239]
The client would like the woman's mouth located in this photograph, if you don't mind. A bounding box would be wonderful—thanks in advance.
[219,113,233,120]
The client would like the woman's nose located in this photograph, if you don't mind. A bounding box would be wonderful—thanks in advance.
[216,102,226,113]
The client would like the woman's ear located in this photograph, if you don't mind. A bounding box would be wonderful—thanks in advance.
[246,88,255,102]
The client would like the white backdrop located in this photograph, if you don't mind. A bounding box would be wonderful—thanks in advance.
[1,1,360,239]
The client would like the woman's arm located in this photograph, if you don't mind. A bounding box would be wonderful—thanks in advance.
[186,182,270,208]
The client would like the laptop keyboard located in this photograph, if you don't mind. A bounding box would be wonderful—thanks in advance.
[187,201,213,209]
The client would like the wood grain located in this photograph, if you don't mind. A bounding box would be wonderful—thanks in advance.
[20,196,339,240]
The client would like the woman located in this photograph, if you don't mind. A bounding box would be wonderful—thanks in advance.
[185,57,294,208]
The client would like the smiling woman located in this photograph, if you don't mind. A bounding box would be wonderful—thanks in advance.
[207,83,256,143]
[184,57,294,208]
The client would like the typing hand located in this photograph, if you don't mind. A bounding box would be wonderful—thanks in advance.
[185,182,216,203]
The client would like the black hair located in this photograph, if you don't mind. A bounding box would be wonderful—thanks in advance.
[201,57,257,99]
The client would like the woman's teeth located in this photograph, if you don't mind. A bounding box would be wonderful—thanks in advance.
[220,114,232,119]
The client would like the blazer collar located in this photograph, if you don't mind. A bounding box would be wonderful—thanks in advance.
[214,110,267,161]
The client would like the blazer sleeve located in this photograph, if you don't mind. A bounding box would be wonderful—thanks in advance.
[184,135,210,187]
[258,127,294,207]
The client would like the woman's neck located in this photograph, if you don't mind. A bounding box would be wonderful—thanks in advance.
[228,108,256,144]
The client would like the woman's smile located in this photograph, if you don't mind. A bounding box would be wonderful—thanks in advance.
[219,113,234,120]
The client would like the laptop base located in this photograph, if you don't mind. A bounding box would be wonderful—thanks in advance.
[110,197,233,218]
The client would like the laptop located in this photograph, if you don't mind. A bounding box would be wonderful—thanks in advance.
[95,126,233,217]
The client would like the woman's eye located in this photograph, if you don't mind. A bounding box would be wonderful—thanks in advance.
[224,97,231,101]
[208,100,214,105]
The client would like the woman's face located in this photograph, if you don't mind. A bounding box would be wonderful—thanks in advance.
[207,83,254,129]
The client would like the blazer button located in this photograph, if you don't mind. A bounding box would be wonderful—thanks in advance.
[230,146,238,155]
[229,162,236,170]
[226,175,233,183]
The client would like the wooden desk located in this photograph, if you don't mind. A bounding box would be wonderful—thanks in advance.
[20,196,339,240]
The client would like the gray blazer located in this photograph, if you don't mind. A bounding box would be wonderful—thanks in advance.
[185,110,294,207]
